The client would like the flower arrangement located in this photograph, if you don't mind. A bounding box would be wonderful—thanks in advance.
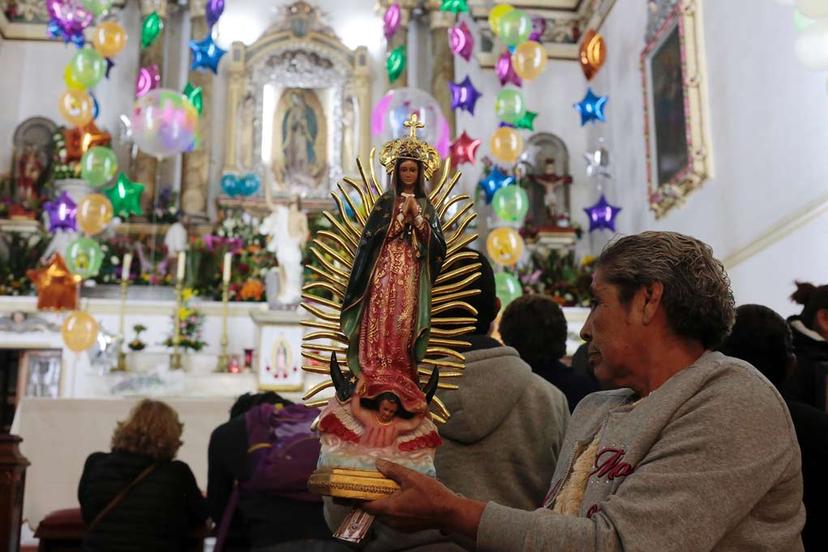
[0,231,50,296]
[517,250,594,307]
[129,324,147,351]
[163,288,206,351]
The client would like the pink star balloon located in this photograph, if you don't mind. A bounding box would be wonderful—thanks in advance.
[449,20,474,61]
[449,131,481,167]
[135,64,160,98]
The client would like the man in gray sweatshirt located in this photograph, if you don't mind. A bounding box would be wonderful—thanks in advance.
[363,231,805,551]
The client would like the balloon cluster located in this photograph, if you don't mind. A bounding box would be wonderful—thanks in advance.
[383,3,406,82]
[221,172,261,198]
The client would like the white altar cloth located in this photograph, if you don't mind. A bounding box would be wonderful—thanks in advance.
[12,396,234,530]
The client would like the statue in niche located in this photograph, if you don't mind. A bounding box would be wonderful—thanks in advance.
[237,91,255,170]
[272,88,327,193]
[260,182,309,307]
[15,145,45,209]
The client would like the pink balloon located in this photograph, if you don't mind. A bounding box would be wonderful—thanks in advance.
[448,20,474,61]
[384,3,401,40]
[496,50,522,87]
[135,65,161,98]
[371,92,394,137]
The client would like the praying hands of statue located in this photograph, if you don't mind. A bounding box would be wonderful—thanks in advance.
[401,194,419,222]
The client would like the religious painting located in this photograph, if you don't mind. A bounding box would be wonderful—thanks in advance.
[17,350,63,399]
[256,328,303,392]
[641,0,711,218]
[271,88,328,195]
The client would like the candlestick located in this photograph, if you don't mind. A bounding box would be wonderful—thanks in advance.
[222,252,232,284]
[176,251,186,282]
[215,277,230,372]
[171,278,183,370]
[121,253,133,282]
[115,255,131,372]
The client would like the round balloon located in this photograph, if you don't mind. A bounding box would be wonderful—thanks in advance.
[490,127,524,164]
[66,236,104,279]
[488,4,514,34]
[239,173,261,197]
[796,0,828,18]
[61,311,99,352]
[492,185,529,223]
[498,9,532,48]
[68,47,107,89]
[512,40,547,80]
[495,88,527,124]
[371,87,450,157]
[63,64,84,90]
[221,173,239,197]
[80,146,118,188]
[486,226,524,266]
[92,21,127,57]
[81,0,113,17]
[77,193,113,235]
[131,89,200,158]
[494,271,523,307]
[58,89,94,127]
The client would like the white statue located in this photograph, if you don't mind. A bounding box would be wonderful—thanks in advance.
[261,183,309,307]
[164,222,188,259]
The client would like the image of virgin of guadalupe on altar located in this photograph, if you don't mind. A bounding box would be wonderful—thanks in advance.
[300,114,481,505]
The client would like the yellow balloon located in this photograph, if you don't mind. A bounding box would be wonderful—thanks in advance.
[61,311,99,352]
[512,40,548,80]
[64,64,85,90]
[486,227,524,266]
[58,89,94,127]
[490,127,524,164]
[77,193,114,235]
[488,4,514,34]
[92,21,128,58]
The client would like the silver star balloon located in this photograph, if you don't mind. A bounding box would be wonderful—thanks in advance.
[89,325,122,372]
[584,143,611,179]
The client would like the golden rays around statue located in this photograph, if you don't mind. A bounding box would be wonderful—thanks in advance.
[299,114,480,501]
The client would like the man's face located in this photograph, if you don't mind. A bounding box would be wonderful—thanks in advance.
[580,269,644,389]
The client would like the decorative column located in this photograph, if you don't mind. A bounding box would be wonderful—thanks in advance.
[222,42,245,175]
[352,46,373,163]
[133,0,169,214]
[388,7,410,89]
[180,0,211,220]
[430,10,456,137]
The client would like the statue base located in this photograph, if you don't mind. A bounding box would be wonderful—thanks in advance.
[308,468,400,501]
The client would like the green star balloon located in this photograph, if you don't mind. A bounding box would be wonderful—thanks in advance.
[141,11,163,49]
[183,82,203,114]
[440,0,469,13]
[386,46,406,83]
[515,110,538,131]
[105,172,145,218]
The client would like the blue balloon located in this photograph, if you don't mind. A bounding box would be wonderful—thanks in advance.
[239,173,261,197]
[479,167,515,204]
[221,173,239,197]
[91,93,100,119]
[574,88,608,126]
[189,33,227,74]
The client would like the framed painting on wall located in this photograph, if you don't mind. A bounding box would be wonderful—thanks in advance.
[641,0,711,218]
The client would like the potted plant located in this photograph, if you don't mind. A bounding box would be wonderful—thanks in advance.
[129,324,147,351]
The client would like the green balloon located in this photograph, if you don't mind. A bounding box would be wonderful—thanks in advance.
[80,147,118,188]
[386,46,406,83]
[515,110,537,131]
[183,82,203,114]
[498,9,532,48]
[105,172,145,218]
[794,10,815,31]
[66,237,104,279]
[495,271,523,308]
[495,88,527,124]
[141,12,164,49]
[81,0,113,17]
[69,48,106,89]
[492,185,529,223]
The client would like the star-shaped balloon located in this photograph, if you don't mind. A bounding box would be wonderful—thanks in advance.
[184,82,203,114]
[189,32,226,74]
[514,110,537,130]
[386,45,406,83]
[584,143,611,179]
[583,194,621,232]
[479,166,515,204]
[64,123,111,161]
[206,0,225,28]
[105,172,145,218]
[135,64,161,97]
[574,88,608,126]
[529,16,547,41]
[448,75,482,114]
[141,11,163,49]
[44,191,77,232]
[449,20,474,61]
[27,253,80,311]
[496,50,522,87]
[440,0,469,13]
[449,131,481,167]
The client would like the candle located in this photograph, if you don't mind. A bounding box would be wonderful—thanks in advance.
[223,252,232,284]
[176,251,186,281]
[121,253,132,282]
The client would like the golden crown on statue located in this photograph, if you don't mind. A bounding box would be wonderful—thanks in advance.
[379,113,442,180]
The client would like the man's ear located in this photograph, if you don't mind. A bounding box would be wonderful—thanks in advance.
[641,281,664,324]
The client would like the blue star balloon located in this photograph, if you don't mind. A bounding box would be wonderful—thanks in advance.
[479,166,515,204]
[189,33,226,74]
[448,75,482,114]
[583,194,621,232]
[574,88,608,126]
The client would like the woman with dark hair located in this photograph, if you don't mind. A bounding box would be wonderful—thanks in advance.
[78,399,207,551]
[787,281,828,410]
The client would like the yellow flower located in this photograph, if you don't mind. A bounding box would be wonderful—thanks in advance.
[182,288,194,302]
[580,255,595,267]
[178,307,191,320]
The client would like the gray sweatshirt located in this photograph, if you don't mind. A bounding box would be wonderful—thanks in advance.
[477,351,805,551]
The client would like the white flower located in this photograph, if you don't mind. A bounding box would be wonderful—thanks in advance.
[111,256,120,265]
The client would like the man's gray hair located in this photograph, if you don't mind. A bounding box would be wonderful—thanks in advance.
[596,231,735,349]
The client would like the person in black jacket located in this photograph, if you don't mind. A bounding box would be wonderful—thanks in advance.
[78,399,207,552]
[720,304,828,552]
[787,281,828,411]
[499,294,599,412]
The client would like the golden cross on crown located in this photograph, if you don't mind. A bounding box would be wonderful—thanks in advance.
[403,113,424,138]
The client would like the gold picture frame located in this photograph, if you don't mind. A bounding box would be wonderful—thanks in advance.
[641,0,711,219]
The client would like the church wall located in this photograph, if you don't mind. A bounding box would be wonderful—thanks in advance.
[588,0,828,314]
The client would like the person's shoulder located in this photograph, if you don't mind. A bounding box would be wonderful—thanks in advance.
[82,451,109,470]
[166,459,199,481]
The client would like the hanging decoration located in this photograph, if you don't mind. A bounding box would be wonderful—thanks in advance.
[105,172,145,218]
[68,47,107,89]
[440,0,469,14]
[449,20,474,61]
[47,0,93,43]
[65,236,104,279]
[496,50,522,87]
[386,45,406,83]
[498,9,532,48]
[494,88,527,124]
[514,110,537,131]
[583,194,621,232]
[479,166,515,204]
[58,89,95,127]
[490,126,523,164]
[488,4,514,33]
[529,16,547,41]
[383,3,402,40]
[80,146,118,188]
[448,75,482,114]
[449,131,481,167]
[584,143,611,178]
[579,29,607,80]
[135,64,161,97]
[189,33,227,73]
[43,191,78,232]
[574,88,608,125]
[91,21,127,57]
[141,11,163,48]
[27,254,79,311]
[371,88,450,156]
[492,185,529,223]
[61,311,99,352]
[206,0,225,28]
[76,193,113,235]
[131,88,199,158]
[221,173,240,197]
[183,82,204,114]
[486,226,525,266]
[512,40,547,80]
[80,0,113,17]
[495,271,523,307]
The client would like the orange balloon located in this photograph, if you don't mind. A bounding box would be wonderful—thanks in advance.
[27,253,80,311]
[490,127,524,164]
[61,311,99,352]
[58,89,94,127]
[77,194,114,235]
[486,227,524,266]
[579,29,606,80]
[92,21,128,57]
[512,40,548,80]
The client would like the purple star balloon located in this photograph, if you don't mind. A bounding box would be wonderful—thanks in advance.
[583,194,621,232]
[529,16,547,41]
[206,0,225,28]
[479,166,515,204]
[189,32,227,74]
[46,0,93,38]
[449,20,474,61]
[448,75,482,114]
[44,191,77,232]
[496,50,522,87]
[135,64,160,98]
[384,3,401,40]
